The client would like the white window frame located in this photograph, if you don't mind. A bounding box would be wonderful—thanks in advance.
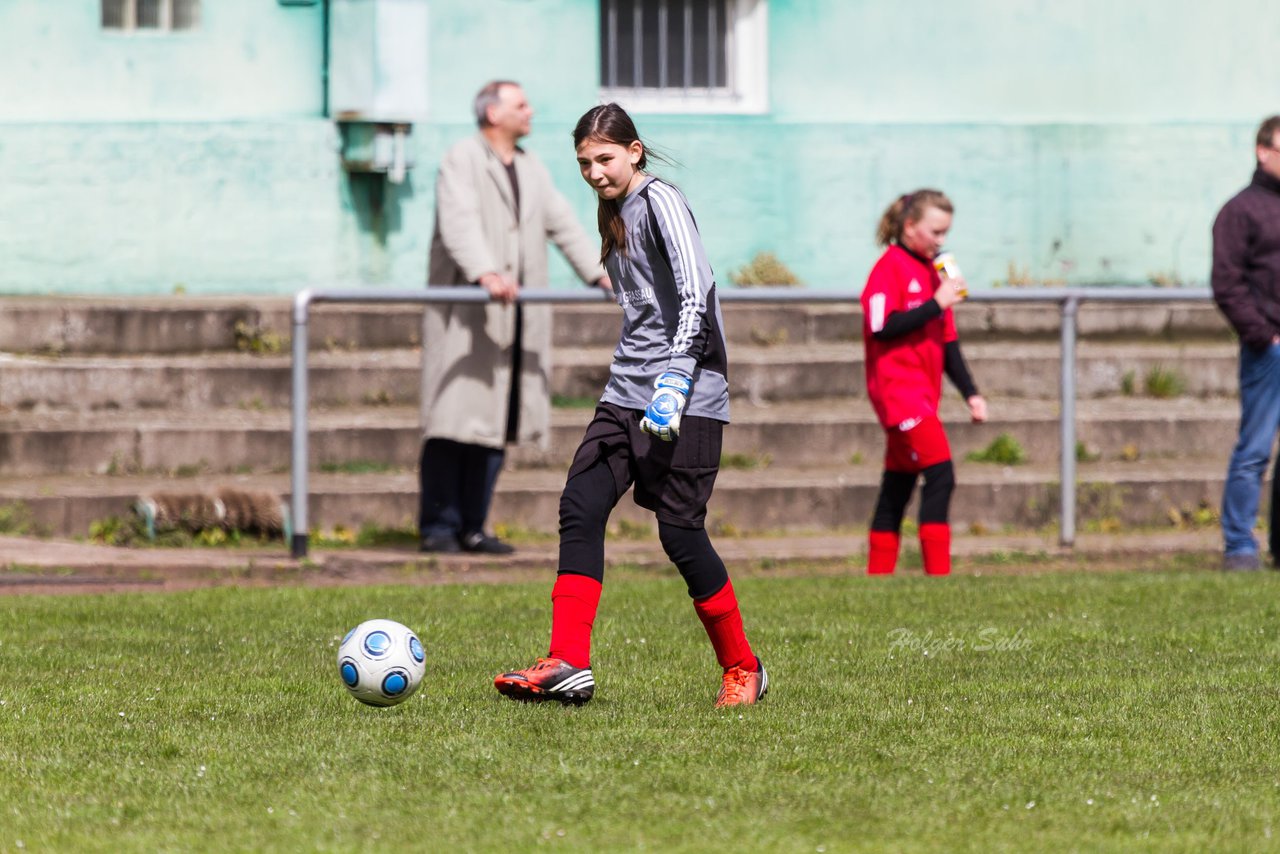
[102,0,201,32]
[599,0,768,115]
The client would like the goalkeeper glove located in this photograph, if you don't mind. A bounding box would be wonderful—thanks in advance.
[639,371,691,441]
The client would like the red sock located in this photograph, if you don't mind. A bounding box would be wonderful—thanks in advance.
[919,523,951,576]
[868,530,900,575]
[547,573,602,669]
[693,580,758,672]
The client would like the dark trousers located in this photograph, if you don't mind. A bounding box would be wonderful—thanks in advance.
[418,438,505,540]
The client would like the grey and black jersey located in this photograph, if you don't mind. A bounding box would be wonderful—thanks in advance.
[600,176,730,422]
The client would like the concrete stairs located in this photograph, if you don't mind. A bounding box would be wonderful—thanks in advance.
[0,295,1238,542]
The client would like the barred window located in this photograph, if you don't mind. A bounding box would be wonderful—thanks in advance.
[102,0,201,31]
[600,0,768,113]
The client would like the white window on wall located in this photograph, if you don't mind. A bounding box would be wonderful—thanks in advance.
[600,0,768,114]
[102,0,201,31]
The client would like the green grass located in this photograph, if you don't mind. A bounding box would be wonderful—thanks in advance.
[3,571,1280,851]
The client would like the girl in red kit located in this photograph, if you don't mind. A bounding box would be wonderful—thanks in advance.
[861,189,987,576]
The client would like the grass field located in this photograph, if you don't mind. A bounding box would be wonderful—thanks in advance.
[2,568,1280,852]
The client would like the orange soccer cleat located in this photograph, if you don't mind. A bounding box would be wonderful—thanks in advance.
[714,659,769,708]
[494,657,595,706]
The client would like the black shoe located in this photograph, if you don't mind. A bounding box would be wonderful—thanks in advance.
[461,531,515,554]
[419,533,461,553]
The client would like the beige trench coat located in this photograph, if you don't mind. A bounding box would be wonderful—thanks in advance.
[421,133,605,451]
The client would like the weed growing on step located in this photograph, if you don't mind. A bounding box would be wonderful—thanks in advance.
[748,326,790,346]
[720,451,771,470]
[1147,270,1186,287]
[362,389,395,406]
[317,460,398,475]
[611,519,652,540]
[1077,482,1130,533]
[233,319,286,355]
[1075,441,1102,463]
[90,515,277,549]
[311,523,418,549]
[729,251,801,286]
[551,394,600,409]
[492,523,556,544]
[172,461,209,478]
[1120,370,1137,396]
[849,451,865,464]
[1167,502,1219,530]
[966,433,1027,465]
[323,336,357,352]
[1144,365,1186,398]
[0,501,36,536]
[1119,442,1141,462]
[1003,261,1034,286]
[708,517,742,537]
[104,451,141,477]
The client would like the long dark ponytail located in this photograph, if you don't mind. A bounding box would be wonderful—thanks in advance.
[572,103,649,262]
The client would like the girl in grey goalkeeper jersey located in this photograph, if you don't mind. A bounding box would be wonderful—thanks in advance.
[493,103,767,709]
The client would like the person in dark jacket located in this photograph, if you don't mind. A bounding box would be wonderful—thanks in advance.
[1211,114,1280,571]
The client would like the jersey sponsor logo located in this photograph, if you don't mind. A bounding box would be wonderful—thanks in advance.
[620,286,656,307]
[898,416,922,431]
[869,293,887,333]
[907,278,923,294]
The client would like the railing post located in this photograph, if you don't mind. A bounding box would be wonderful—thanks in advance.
[1059,294,1080,547]
[290,290,314,559]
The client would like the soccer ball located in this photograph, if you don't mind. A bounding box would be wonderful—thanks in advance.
[336,619,426,707]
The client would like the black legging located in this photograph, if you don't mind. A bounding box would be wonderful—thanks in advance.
[558,458,728,599]
[870,460,956,532]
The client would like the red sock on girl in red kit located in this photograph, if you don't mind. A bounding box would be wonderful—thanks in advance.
[919,523,951,576]
[867,530,901,575]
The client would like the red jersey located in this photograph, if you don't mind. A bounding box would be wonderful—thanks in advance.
[861,244,958,430]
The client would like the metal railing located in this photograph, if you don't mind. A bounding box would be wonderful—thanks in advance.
[290,285,1215,558]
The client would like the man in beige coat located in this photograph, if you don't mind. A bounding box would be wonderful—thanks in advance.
[419,80,609,554]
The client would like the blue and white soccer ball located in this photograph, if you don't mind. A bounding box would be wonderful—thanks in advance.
[336,619,426,707]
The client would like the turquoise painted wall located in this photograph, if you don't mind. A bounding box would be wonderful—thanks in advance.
[0,0,1274,294]
[0,1,323,120]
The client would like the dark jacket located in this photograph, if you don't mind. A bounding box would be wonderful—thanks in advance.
[1212,168,1280,350]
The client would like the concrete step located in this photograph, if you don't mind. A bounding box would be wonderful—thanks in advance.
[0,341,1241,416]
[553,340,1242,402]
[0,296,1230,355]
[0,340,1241,413]
[0,459,1229,539]
[550,300,1231,347]
[0,297,423,356]
[0,349,421,412]
[0,398,1240,476]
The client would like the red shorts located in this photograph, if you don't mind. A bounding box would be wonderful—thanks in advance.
[884,415,951,473]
